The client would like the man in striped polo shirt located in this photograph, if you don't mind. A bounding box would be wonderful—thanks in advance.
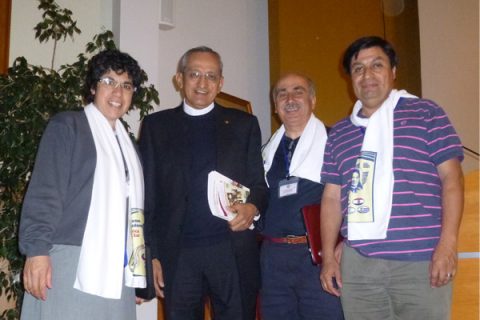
[319,36,464,320]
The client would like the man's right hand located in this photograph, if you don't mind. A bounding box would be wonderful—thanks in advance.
[320,183,344,297]
[320,257,342,297]
[152,258,165,298]
[23,255,52,301]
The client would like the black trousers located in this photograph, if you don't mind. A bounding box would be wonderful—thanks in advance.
[164,240,258,320]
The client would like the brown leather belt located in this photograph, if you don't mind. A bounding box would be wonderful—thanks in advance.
[263,235,308,244]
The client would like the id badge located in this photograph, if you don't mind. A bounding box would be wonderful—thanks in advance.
[278,177,299,198]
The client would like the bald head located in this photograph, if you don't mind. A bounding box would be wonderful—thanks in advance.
[273,73,317,139]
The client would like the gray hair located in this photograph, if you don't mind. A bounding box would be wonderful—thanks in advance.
[177,46,223,74]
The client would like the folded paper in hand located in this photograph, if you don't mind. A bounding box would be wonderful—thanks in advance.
[207,170,254,230]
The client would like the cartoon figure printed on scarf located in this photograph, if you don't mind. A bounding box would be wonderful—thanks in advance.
[348,151,376,223]
[128,208,146,277]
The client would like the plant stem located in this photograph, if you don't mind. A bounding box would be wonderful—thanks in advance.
[51,38,58,69]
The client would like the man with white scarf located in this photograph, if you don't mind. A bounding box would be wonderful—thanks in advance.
[259,73,344,319]
[320,36,464,320]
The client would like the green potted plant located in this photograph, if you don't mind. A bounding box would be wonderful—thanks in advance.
[0,1,159,318]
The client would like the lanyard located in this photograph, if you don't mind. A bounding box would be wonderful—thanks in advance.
[115,134,130,267]
[115,134,130,183]
[281,135,295,179]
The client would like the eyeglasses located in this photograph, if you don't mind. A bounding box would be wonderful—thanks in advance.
[98,77,136,92]
[184,70,220,82]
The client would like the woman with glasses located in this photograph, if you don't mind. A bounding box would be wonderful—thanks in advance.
[19,49,146,320]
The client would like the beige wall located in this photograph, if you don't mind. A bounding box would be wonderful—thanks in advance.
[418,0,479,173]
[9,0,113,69]
[133,0,271,141]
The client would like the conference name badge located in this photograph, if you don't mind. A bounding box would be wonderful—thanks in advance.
[278,176,299,198]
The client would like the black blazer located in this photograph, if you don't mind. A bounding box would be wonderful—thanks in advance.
[138,103,268,295]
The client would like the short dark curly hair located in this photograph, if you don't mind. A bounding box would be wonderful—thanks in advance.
[83,49,143,103]
[342,36,398,75]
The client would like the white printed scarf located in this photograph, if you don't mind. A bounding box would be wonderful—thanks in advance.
[74,104,146,299]
[347,89,417,240]
[262,114,327,184]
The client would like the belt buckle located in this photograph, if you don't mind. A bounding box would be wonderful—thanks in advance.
[286,235,297,244]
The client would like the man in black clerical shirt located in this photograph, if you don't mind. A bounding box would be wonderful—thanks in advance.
[259,73,344,320]
[139,46,268,320]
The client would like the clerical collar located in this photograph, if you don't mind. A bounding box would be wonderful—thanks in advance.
[183,100,215,116]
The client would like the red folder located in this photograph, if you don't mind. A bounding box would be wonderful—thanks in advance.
[302,203,343,265]
[302,203,323,264]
